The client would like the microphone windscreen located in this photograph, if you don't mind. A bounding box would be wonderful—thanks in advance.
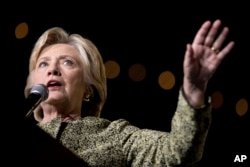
[30,84,49,101]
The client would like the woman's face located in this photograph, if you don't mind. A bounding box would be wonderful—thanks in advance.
[32,43,85,108]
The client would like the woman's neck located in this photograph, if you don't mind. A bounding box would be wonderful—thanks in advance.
[61,113,81,122]
[40,103,81,123]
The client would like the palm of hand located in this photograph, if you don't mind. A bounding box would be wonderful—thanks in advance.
[189,43,220,83]
[184,20,235,87]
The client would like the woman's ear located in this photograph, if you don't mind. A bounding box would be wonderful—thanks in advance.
[83,86,94,102]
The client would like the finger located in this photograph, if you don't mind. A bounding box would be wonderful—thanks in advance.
[192,20,212,45]
[183,44,193,67]
[211,27,229,50]
[204,19,222,46]
[216,41,235,60]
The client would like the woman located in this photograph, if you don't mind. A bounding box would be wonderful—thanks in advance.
[24,19,234,166]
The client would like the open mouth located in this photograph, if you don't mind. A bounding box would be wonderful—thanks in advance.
[47,80,62,88]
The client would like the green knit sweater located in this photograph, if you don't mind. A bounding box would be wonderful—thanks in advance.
[38,90,212,167]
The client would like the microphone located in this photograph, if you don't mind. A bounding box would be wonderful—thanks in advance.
[25,84,49,118]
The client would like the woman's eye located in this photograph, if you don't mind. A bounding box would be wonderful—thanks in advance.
[38,62,48,68]
[63,59,74,66]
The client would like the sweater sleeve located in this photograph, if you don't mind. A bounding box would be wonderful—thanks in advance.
[121,89,212,167]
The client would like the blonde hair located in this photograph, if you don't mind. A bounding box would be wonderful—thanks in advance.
[24,27,107,121]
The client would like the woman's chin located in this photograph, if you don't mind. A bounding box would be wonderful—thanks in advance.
[46,95,65,104]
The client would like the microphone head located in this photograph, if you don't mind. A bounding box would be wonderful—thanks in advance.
[30,84,49,101]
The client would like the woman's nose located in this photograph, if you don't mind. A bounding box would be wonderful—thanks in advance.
[48,68,61,76]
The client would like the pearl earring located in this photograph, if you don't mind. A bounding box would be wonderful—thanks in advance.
[83,93,91,102]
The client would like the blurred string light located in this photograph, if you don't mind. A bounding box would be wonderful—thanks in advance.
[15,22,28,39]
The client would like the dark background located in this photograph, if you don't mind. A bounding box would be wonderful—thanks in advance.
[1,2,249,166]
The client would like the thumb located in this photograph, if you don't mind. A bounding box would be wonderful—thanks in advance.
[183,44,194,68]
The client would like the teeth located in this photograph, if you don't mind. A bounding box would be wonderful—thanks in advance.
[48,81,60,86]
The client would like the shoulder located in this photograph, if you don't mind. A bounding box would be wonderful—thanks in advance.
[74,116,139,133]
[78,116,133,127]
